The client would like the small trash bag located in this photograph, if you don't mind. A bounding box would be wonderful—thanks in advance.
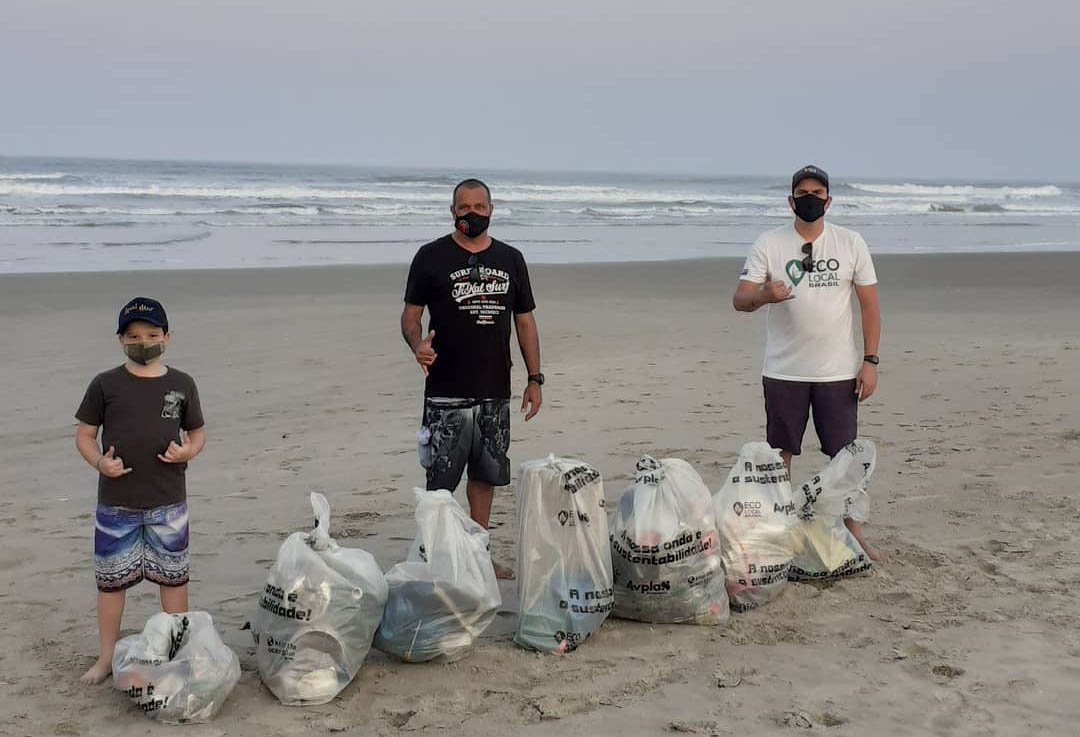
[515,455,614,653]
[609,456,729,625]
[251,492,388,706]
[789,439,877,581]
[714,442,798,612]
[374,489,501,663]
[112,611,240,724]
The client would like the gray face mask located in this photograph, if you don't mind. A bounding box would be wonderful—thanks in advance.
[124,341,166,365]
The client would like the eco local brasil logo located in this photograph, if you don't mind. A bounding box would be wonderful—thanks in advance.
[785,256,841,288]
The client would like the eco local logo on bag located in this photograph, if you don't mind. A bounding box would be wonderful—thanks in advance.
[734,499,796,517]
[785,257,841,288]
[557,509,591,527]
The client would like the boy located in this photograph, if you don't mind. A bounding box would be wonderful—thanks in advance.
[74,297,206,684]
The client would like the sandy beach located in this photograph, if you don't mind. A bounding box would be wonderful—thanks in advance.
[1,252,1078,736]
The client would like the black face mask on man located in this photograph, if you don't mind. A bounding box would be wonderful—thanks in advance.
[455,211,490,238]
[792,194,828,223]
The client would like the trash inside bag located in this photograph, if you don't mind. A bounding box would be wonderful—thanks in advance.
[374,489,501,663]
[609,456,729,625]
[112,611,240,724]
[251,492,387,705]
[789,439,877,581]
[515,455,614,653]
[714,442,797,612]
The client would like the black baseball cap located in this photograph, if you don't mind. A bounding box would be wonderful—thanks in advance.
[117,297,169,334]
[792,165,829,193]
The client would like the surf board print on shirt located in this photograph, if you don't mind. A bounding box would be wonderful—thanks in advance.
[449,264,512,326]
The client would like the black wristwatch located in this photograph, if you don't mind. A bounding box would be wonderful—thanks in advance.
[528,373,545,386]
[863,355,880,365]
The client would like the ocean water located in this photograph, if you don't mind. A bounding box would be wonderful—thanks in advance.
[2,156,1078,273]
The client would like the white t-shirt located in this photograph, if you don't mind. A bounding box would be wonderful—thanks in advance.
[741,221,877,382]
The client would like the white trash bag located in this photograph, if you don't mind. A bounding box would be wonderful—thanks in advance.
[112,611,240,724]
[251,492,387,706]
[714,442,798,612]
[609,456,729,625]
[515,455,614,653]
[789,439,877,581]
[373,489,501,663]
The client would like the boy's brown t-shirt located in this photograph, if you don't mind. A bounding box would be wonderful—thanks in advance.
[76,365,205,509]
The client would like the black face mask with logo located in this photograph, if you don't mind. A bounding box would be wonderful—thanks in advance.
[792,194,828,223]
[455,212,490,238]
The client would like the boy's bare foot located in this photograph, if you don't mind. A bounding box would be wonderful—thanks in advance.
[493,562,515,580]
[845,518,885,562]
[80,657,112,685]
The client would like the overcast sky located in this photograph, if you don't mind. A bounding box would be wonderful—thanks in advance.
[2,0,1077,179]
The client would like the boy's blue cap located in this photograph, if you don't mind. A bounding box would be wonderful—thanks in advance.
[117,297,168,334]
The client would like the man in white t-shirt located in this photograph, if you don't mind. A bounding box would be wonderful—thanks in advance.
[732,165,882,561]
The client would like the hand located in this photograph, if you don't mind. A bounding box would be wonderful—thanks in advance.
[415,330,437,376]
[521,381,542,422]
[158,431,194,464]
[855,362,878,402]
[97,446,132,478]
[761,271,794,304]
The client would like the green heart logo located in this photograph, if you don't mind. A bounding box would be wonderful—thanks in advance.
[785,259,805,286]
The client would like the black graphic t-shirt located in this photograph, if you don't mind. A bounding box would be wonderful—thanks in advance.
[404,235,536,399]
[75,365,205,508]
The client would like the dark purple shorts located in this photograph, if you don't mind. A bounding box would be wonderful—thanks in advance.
[763,377,858,457]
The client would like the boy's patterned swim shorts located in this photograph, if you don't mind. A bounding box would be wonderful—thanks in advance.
[94,501,189,592]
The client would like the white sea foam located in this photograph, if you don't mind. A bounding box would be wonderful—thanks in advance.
[0,172,71,180]
[849,183,1062,198]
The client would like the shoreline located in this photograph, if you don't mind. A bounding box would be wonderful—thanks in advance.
[1,248,1075,280]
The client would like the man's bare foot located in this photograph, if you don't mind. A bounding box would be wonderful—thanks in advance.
[80,657,112,685]
[845,518,885,562]
[493,562,515,580]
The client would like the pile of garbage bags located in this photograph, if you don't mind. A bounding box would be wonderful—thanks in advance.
[609,456,729,625]
[789,440,877,581]
[515,455,614,653]
[714,442,798,611]
[112,611,240,724]
[251,492,387,705]
[374,489,501,663]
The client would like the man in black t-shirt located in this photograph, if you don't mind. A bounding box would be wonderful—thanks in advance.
[402,179,543,579]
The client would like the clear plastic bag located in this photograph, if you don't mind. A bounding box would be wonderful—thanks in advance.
[609,456,729,625]
[515,455,614,653]
[374,489,501,663]
[251,492,387,705]
[112,611,240,724]
[789,439,877,581]
[713,442,797,612]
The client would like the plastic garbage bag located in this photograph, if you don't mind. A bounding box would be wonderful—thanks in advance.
[714,442,798,612]
[609,456,729,625]
[789,439,877,581]
[374,489,501,662]
[514,455,614,653]
[251,492,387,706]
[112,611,240,724]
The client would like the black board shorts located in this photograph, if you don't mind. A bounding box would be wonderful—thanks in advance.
[421,397,511,490]
[762,377,857,457]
